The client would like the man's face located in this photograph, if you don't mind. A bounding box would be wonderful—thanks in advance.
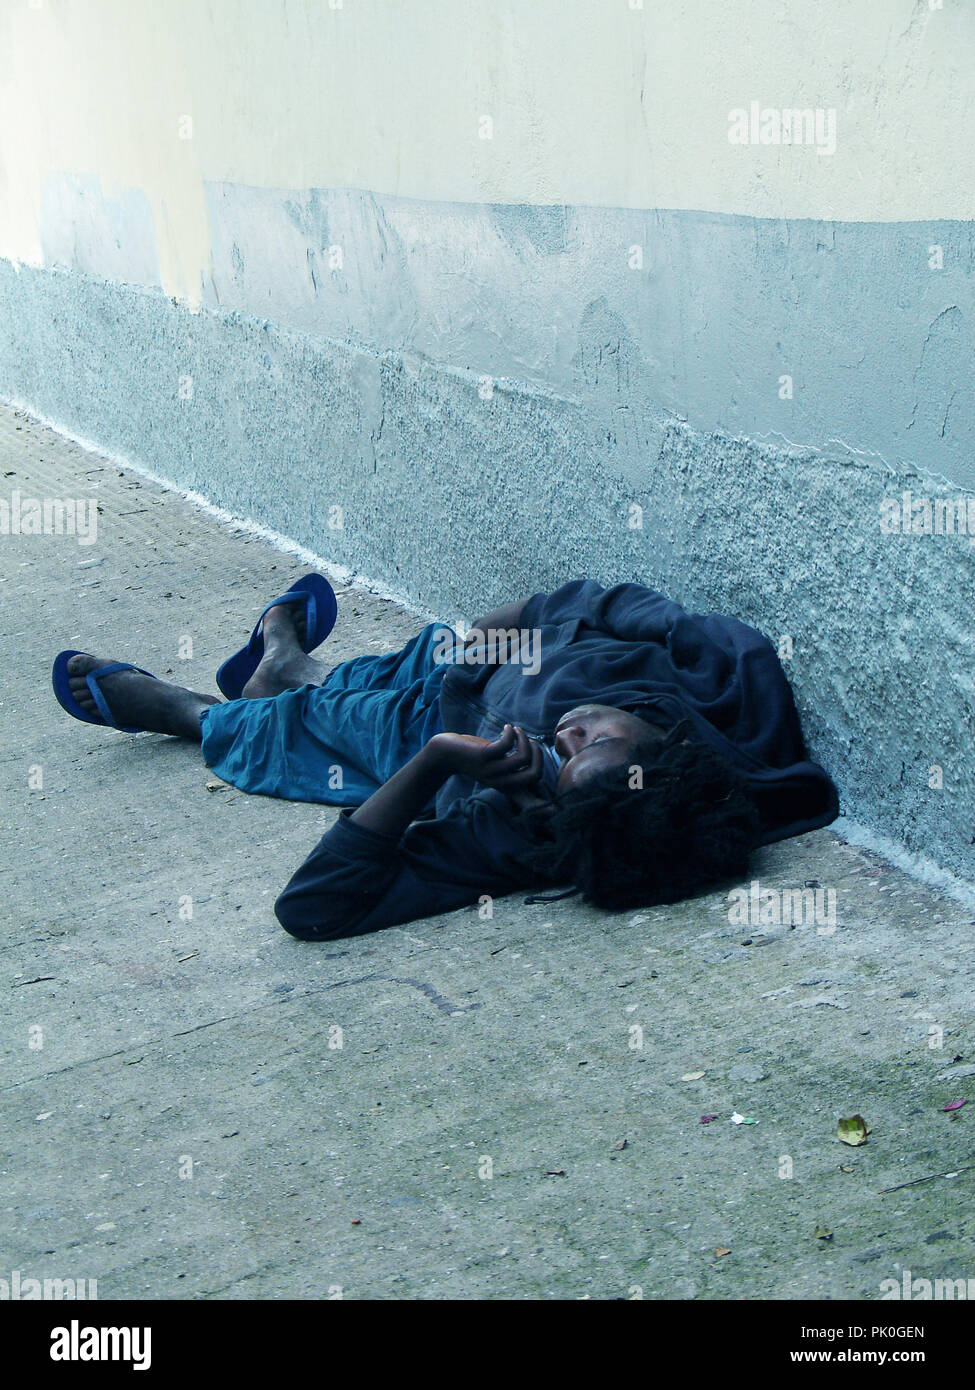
[553,704,664,792]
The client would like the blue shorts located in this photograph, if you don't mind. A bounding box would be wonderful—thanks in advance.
[199,623,454,805]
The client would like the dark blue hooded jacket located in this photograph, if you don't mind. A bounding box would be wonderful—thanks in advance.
[275,579,838,939]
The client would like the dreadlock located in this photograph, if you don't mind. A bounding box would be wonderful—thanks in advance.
[518,719,762,910]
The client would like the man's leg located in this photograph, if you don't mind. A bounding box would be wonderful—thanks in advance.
[64,603,452,804]
[64,600,332,736]
[66,656,219,740]
[200,612,453,803]
[239,604,329,697]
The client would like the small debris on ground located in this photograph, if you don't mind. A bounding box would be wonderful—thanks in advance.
[837,1115,870,1146]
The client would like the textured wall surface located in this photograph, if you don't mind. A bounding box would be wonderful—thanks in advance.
[198,187,975,485]
[1,0,973,885]
[3,249,974,883]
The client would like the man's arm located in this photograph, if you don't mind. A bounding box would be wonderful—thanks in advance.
[461,599,530,666]
[350,725,544,837]
[274,731,548,940]
[466,599,528,639]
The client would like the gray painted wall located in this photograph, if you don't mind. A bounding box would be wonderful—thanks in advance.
[2,188,974,885]
[197,187,975,487]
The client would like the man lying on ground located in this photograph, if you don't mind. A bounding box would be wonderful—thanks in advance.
[53,576,838,940]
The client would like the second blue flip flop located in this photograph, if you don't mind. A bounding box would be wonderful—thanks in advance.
[216,574,338,700]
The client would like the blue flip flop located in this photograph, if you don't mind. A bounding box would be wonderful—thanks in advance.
[52,651,160,734]
[216,573,338,700]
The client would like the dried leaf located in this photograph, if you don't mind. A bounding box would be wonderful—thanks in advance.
[611,1138,628,1151]
[837,1114,870,1146]
[715,1246,731,1257]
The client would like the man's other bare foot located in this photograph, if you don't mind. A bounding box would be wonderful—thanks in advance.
[241,604,327,698]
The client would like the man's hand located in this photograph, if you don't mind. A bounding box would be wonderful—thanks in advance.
[462,599,530,667]
[430,724,546,796]
[349,722,548,839]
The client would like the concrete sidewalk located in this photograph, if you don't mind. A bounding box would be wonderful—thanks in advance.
[2,401,974,1300]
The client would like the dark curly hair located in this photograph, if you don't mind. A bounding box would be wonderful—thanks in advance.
[518,719,762,910]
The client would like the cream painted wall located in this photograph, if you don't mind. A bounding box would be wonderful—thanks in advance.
[0,0,972,303]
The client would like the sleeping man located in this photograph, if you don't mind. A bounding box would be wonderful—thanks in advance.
[53,576,838,940]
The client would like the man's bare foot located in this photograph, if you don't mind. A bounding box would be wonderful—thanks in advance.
[241,603,327,698]
[67,654,219,739]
